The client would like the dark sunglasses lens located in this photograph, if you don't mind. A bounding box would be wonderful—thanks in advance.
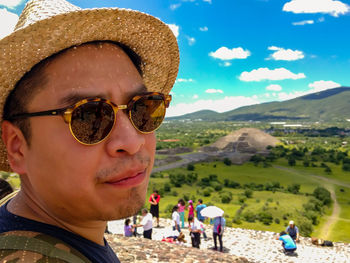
[70,101,115,144]
[131,95,166,133]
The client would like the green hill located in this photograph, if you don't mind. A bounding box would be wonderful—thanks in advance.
[169,87,350,122]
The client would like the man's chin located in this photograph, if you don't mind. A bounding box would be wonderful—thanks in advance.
[102,187,146,220]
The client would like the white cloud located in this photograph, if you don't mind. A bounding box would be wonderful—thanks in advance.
[187,36,196,46]
[220,62,232,67]
[206,89,223,94]
[167,24,179,38]
[167,96,260,117]
[239,68,306,82]
[0,8,18,39]
[0,0,24,9]
[283,0,350,17]
[277,91,305,100]
[308,80,341,92]
[318,17,326,22]
[267,46,304,61]
[209,47,251,60]
[193,94,199,99]
[176,78,194,83]
[199,26,208,31]
[266,84,282,91]
[292,20,314,26]
[170,4,181,10]
[203,0,212,3]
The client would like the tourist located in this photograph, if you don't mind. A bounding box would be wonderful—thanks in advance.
[134,208,153,239]
[196,199,208,239]
[172,205,181,232]
[188,215,202,248]
[124,218,134,237]
[149,190,161,227]
[286,220,300,242]
[0,0,178,261]
[213,216,226,252]
[277,231,297,254]
[188,200,195,220]
[177,199,186,228]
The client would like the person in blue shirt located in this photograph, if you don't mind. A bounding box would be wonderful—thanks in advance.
[212,216,226,252]
[277,231,297,253]
[195,199,207,239]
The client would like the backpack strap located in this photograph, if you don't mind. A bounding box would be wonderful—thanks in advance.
[0,189,19,206]
[0,231,91,263]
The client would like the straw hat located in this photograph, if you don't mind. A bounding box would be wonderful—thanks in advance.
[0,0,179,172]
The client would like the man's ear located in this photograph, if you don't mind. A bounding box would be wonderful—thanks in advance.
[1,121,28,174]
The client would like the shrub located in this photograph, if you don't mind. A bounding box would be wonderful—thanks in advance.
[313,187,331,206]
[232,216,242,224]
[258,211,273,225]
[163,183,171,192]
[287,183,300,194]
[187,164,195,171]
[171,191,178,197]
[211,181,223,191]
[243,211,256,222]
[169,173,186,187]
[274,218,280,224]
[298,218,313,237]
[243,189,253,198]
[223,158,232,166]
[324,166,332,174]
[183,193,190,202]
[220,191,232,204]
[186,172,198,185]
[238,196,246,204]
[203,187,214,197]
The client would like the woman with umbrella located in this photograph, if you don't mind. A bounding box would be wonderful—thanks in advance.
[200,206,226,252]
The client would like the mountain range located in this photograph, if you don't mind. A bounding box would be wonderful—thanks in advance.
[169,87,350,122]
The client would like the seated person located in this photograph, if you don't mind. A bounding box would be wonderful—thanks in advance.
[277,231,297,253]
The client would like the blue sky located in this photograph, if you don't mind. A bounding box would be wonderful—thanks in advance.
[1,0,350,116]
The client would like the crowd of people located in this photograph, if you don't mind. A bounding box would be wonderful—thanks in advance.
[121,193,226,252]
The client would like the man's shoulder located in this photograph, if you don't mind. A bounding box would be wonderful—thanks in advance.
[0,230,90,262]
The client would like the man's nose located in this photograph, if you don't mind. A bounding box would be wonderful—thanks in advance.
[105,110,146,156]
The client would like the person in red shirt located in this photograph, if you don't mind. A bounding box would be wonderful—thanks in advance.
[149,190,160,227]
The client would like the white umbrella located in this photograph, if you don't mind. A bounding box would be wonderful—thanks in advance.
[200,206,224,218]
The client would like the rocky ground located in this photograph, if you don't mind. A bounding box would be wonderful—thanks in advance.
[106,218,350,263]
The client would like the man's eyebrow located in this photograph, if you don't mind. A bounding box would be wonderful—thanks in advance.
[58,84,148,106]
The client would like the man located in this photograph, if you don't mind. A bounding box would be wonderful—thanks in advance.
[195,199,208,239]
[213,216,226,252]
[149,189,161,227]
[134,208,153,239]
[276,231,297,254]
[0,0,179,261]
[286,220,300,242]
[188,215,201,248]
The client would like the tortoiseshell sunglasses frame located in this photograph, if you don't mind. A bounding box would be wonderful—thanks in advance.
[8,92,172,145]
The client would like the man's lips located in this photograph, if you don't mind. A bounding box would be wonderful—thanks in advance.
[105,169,147,188]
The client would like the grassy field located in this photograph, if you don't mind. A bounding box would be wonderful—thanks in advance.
[147,159,350,242]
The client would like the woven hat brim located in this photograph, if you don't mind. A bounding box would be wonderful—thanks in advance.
[0,8,179,172]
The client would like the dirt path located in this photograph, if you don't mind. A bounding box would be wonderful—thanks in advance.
[273,165,347,239]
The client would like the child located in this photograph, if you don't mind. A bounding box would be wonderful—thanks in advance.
[177,199,186,228]
[124,218,134,237]
[172,205,181,232]
[188,200,194,220]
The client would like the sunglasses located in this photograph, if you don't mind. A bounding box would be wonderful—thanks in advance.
[9,92,171,145]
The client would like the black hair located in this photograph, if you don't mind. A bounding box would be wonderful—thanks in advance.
[125,218,131,226]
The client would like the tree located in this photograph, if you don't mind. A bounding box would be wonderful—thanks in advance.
[288,156,296,166]
[258,211,273,225]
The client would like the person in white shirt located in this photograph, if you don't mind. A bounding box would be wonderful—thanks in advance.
[134,208,153,239]
[172,206,181,232]
[188,215,202,248]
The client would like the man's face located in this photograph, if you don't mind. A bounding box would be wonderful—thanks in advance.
[20,43,156,224]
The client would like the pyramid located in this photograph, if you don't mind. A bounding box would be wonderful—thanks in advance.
[210,128,279,153]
